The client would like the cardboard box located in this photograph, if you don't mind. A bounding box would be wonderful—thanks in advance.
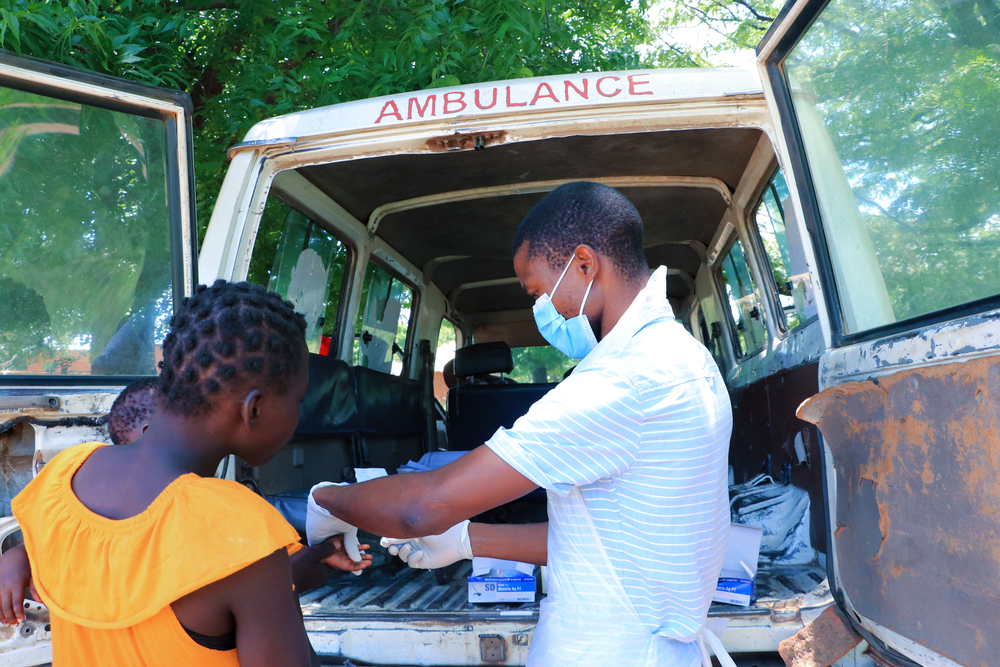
[468,557,536,603]
[713,523,763,607]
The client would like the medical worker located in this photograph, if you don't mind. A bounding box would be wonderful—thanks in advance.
[308,181,734,667]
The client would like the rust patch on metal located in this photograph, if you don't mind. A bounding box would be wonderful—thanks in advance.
[778,604,862,667]
[797,356,1000,665]
[426,130,506,153]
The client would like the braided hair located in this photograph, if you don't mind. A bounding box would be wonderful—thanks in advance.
[108,377,160,445]
[159,280,307,415]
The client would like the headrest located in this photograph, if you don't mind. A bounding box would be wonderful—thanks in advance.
[453,341,514,377]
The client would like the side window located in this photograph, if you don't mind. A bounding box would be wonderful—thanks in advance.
[247,197,349,355]
[718,239,767,358]
[434,318,457,403]
[783,0,1000,335]
[352,261,415,376]
[751,169,817,331]
[0,87,176,376]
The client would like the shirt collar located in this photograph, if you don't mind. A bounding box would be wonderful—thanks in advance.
[575,266,674,371]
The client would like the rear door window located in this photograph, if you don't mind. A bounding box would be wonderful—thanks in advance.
[353,261,415,375]
[781,0,1000,337]
[0,59,195,378]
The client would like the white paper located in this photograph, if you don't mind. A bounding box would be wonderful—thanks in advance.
[354,468,388,483]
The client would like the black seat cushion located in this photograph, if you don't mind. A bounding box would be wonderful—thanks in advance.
[295,354,359,437]
[447,382,557,450]
[353,366,423,436]
[453,341,514,377]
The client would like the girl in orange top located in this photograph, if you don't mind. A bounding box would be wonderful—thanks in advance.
[8,281,370,666]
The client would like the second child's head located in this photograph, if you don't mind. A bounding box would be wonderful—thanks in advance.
[158,280,309,464]
[108,378,161,445]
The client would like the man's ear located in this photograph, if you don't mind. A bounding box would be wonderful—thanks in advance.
[240,389,263,431]
[574,245,599,277]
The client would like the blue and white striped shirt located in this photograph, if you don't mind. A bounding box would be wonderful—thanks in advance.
[487,267,732,662]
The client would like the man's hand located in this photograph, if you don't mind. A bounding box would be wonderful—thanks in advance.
[306,482,362,557]
[380,520,473,569]
[0,544,33,626]
[289,537,374,593]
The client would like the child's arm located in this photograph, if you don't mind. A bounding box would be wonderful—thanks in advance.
[0,544,32,626]
[173,548,320,667]
[289,536,373,593]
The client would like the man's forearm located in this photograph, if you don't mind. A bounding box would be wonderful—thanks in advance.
[313,471,443,538]
[469,522,548,566]
[311,446,539,539]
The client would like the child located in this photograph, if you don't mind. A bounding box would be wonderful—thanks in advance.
[2,281,371,665]
[1,373,352,627]
[107,376,161,445]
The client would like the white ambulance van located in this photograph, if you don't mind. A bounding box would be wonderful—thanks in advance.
[2,0,997,664]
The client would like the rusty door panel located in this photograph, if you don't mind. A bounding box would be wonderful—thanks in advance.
[730,361,827,554]
[798,357,1000,667]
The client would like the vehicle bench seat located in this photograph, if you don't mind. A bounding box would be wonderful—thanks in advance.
[256,354,427,501]
[447,342,557,451]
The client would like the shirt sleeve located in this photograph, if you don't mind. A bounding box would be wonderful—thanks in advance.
[486,365,642,495]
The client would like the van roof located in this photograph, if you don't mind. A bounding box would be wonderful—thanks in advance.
[242,67,768,346]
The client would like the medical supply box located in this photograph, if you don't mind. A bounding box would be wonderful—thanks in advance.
[468,557,536,603]
[713,523,763,607]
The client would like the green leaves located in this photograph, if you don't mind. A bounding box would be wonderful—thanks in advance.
[0,0,759,243]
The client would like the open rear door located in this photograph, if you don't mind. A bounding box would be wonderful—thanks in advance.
[758,2,1000,666]
[0,52,196,664]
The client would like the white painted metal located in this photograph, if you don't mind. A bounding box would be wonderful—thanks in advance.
[366,175,733,236]
[234,68,762,146]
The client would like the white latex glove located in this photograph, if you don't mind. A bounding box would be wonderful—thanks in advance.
[379,520,472,570]
[307,482,364,575]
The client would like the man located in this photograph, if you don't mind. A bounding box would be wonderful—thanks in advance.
[309,181,733,666]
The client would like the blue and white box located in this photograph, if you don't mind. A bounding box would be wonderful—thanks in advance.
[468,557,536,603]
[713,524,762,607]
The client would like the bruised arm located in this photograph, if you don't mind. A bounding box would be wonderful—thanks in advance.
[312,445,538,538]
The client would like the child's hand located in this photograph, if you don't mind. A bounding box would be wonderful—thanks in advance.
[0,544,33,626]
[289,537,373,593]
[318,534,373,572]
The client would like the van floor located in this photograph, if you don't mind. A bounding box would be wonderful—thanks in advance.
[298,561,829,621]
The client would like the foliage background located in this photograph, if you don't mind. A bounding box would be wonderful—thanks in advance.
[0,0,778,242]
[0,0,779,374]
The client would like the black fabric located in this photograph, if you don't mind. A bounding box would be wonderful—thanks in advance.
[354,366,426,470]
[267,488,310,533]
[453,341,514,377]
[447,382,557,450]
[183,626,237,652]
[295,354,360,437]
[354,366,423,436]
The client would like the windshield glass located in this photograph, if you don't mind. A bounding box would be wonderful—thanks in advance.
[509,345,574,383]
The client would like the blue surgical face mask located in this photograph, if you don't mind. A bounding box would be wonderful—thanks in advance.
[532,255,599,359]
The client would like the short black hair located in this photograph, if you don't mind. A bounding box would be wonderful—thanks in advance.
[108,377,160,445]
[159,280,307,415]
[512,181,649,283]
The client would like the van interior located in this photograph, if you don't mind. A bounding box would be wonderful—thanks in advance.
[243,124,832,628]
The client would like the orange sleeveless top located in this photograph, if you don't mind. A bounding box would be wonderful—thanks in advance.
[12,442,302,667]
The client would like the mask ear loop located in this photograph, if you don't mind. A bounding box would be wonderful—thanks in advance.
[550,255,576,298]
[578,277,595,317]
